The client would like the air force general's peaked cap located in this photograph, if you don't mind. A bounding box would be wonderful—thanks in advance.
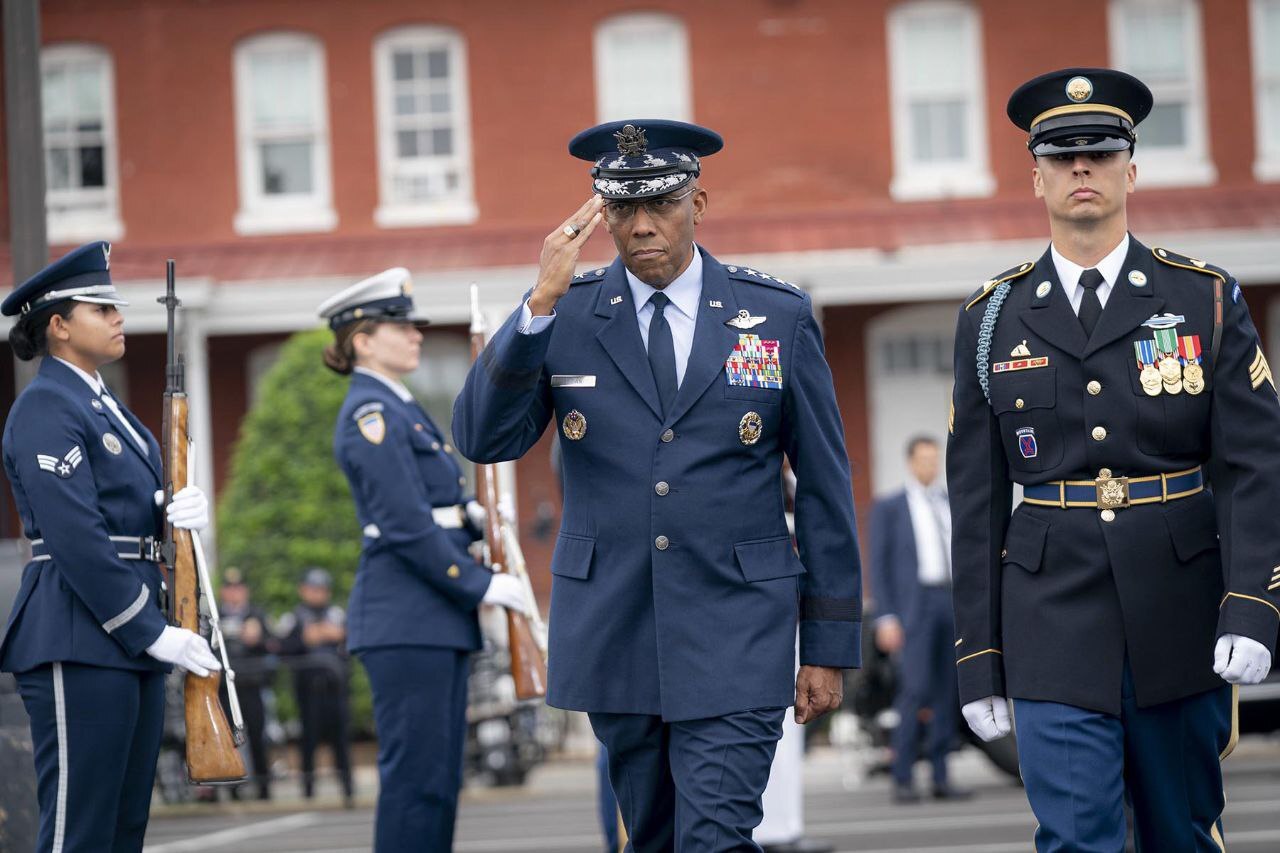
[317,267,428,330]
[1007,67,1153,156]
[1,240,126,317]
[569,119,723,200]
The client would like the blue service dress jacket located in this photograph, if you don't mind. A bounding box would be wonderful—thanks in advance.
[335,371,491,653]
[0,357,168,673]
[949,237,1280,715]
[453,247,862,722]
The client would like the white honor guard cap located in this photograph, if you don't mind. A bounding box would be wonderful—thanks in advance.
[317,267,429,330]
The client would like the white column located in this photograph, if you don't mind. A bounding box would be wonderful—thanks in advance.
[182,307,217,564]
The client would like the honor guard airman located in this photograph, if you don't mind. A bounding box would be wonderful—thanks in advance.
[319,269,528,851]
[949,69,1280,851]
[0,242,218,853]
[453,120,862,851]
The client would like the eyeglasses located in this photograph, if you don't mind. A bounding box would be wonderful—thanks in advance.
[602,188,697,224]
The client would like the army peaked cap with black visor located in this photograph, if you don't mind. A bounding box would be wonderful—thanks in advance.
[1008,67,1153,156]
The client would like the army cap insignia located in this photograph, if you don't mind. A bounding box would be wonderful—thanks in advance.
[1066,76,1093,102]
[37,445,83,478]
[614,124,648,156]
[726,309,767,330]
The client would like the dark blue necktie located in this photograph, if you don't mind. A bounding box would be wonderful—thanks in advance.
[1077,268,1104,338]
[647,292,678,416]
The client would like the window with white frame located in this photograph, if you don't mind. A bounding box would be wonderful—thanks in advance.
[1252,0,1280,180]
[1109,0,1215,186]
[233,32,335,235]
[594,13,692,122]
[372,26,476,227]
[886,1,994,201]
[41,44,123,243]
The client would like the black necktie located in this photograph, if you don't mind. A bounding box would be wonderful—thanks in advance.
[647,292,678,416]
[1077,268,1104,338]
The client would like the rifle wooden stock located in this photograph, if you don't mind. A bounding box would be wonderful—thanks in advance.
[469,301,547,700]
[162,359,245,784]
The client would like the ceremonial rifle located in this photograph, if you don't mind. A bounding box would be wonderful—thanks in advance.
[469,284,548,700]
[159,260,247,784]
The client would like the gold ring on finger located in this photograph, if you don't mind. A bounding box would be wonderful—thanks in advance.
[562,223,581,239]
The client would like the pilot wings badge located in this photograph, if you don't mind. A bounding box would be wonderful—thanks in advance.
[725,309,766,330]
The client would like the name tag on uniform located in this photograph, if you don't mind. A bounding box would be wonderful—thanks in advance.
[551,375,597,388]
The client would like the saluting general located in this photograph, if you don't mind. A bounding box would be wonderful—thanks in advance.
[949,69,1280,851]
[453,120,862,851]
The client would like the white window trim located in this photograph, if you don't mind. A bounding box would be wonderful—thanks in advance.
[41,43,124,244]
[1109,0,1216,188]
[593,12,693,123]
[1251,0,1280,181]
[232,31,337,236]
[371,25,478,228]
[886,1,995,201]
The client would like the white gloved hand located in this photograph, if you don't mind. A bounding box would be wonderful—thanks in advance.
[145,625,222,677]
[165,486,209,532]
[497,493,516,525]
[467,495,517,528]
[482,572,530,616]
[466,500,487,530]
[1214,634,1272,685]
[961,695,1012,742]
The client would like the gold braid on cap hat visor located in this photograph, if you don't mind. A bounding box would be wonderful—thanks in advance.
[1030,103,1135,132]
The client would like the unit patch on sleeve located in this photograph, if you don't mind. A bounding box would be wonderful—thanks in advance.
[356,411,386,445]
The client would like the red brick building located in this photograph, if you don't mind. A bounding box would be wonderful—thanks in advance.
[4,0,1280,598]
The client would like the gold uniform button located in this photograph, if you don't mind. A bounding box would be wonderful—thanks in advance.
[1087,380,1102,395]
[447,564,461,578]
[414,423,424,431]
[1015,398,1025,409]
[458,476,466,486]
[655,481,670,496]
[1092,426,1107,441]
[1098,468,1112,479]
[655,536,669,551]
[444,443,453,453]
[661,429,674,443]
[1100,509,1116,523]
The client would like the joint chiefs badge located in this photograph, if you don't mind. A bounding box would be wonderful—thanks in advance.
[1016,427,1038,459]
[102,433,123,455]
[739,411,763,446]
[562,409,587,440]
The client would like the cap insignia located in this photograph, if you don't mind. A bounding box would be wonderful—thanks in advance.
[102,243,111,269]
[614,124,648,157]
[1066,76,1093,103]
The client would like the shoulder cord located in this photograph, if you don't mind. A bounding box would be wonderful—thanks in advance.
[976,282,1011,402]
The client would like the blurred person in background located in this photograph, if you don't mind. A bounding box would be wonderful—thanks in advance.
[217,567,276,801]
[279,567,354,807]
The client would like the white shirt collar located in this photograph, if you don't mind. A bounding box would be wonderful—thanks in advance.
[626,245,703,321]
[904,476,944,502]
[1051,233,1130,296]
[354,366,415,403]
[53,357,105,396]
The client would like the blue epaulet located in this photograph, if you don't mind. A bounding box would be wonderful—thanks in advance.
[1151,247,1229,284]
[570,267,609,286]
[965,261,1034,311]
[724,264,804,297]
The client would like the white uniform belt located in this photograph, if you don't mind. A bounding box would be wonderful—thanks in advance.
[30,535,159,562]
[362,505,467,540]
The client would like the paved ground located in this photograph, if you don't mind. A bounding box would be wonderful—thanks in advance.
[143,736,1280,852]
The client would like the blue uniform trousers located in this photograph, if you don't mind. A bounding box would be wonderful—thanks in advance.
[590,708,786,853]
[598,742,620,852]
[360,646,469,853]
[1014,662,1233,853]
[890,585,958,789]
[15,662,164,853]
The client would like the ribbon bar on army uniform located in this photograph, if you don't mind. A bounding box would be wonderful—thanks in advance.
[992,356,1049,373]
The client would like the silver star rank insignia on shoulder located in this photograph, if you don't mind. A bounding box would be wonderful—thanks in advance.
[725,309,766,330]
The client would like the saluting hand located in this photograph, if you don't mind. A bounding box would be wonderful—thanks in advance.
[527,196,605,317]
[794,665,843,724]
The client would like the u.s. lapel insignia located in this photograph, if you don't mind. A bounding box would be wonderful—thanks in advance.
[1010,340,1031,357]
[725,309,766,330]
[1250,345,1276,393]
[610,295,623,306]
[357,412,386,445]
[709,300,723,309]
[739,411,763,446]
[562,409,587,440]
[102,433,123,455]
[37,446,83,478]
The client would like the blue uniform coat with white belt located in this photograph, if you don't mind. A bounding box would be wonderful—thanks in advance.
[453,247,862,721]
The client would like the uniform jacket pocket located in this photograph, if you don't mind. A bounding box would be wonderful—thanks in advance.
[1163,499,1219,562]
[989,369,1063,472]
[734,535,805,582]
[724,384,783,405]
[1003,512,1050,574]
[550,532,595,580]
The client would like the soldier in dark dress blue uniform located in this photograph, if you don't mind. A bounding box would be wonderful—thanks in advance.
[949,70,1280,851]
[318,268,528,852]
[0,242,220,853]
[453,120,862,852]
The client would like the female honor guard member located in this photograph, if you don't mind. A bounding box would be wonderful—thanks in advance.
[318,269,527,853]
[950,70,1280,851]
[0,241,220,853]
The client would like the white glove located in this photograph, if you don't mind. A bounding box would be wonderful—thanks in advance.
[158,486,209,532]
[466,500,487,529]
[466,495,516,529]
[1214,634,1272,685]
[145,625,222,677]
[962,695,1012,742]
[482,572,530,616]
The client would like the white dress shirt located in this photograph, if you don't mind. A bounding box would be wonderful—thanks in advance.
[517,247,703,388]
[354,366,415,403]
[54,357,149,454]
[904,477,951,586]
[1051,233,1129,315]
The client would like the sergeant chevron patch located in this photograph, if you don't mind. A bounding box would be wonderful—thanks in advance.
[37,446,83,478]
[1249,345,1275,393]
